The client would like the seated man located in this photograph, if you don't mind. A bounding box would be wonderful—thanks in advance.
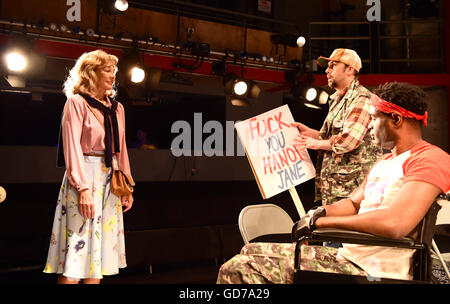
[217,82,450,283]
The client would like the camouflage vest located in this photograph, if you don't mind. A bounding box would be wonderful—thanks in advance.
[315,80,383,205]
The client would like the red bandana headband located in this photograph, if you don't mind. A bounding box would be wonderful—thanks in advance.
[370,94,428,126]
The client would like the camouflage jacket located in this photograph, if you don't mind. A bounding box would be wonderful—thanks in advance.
[315,80,383,205]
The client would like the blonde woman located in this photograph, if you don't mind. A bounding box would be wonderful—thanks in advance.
[44,49,134,284]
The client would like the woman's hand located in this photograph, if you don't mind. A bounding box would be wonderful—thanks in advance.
[121,194,134,213]
[79,189,94,219]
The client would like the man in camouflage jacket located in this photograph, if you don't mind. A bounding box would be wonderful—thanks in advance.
[292,49,382,205]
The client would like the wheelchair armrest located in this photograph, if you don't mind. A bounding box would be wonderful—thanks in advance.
[303,228,424,250]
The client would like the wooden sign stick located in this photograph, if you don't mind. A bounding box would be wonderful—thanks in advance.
[288,187,306,218]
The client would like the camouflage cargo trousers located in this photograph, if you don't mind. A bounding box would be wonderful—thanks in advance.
[217,242,367,284]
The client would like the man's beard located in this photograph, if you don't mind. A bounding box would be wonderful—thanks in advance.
[328,79,337,89]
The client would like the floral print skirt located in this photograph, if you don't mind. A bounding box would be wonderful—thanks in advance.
[44,155,126,279]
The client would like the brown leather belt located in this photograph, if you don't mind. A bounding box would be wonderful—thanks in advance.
[83,152,105,157]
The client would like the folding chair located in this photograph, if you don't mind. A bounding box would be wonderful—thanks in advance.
[292,194,449,284]
[238,203,293,244]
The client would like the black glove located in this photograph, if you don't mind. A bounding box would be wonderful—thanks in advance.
[292,207,326,241]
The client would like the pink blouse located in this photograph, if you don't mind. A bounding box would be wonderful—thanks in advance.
[62,94,134,192]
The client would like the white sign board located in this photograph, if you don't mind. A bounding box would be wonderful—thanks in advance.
[235,105,316,199]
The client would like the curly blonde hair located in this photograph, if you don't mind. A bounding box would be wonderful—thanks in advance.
[63,49,119,98]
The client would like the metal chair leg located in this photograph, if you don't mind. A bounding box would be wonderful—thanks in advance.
[432,238,450,280]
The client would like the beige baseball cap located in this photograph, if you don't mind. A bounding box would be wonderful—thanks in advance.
[317,48,362,72]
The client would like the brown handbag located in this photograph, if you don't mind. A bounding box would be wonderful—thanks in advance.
[111,170,134,197]
[83,97,135,197]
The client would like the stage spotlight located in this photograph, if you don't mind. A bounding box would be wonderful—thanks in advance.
[223,73,261,99]
[305,87,317,102]
[3,49,46,79]
[291,84,324,110]
[2,36,39,74]
[5,51,27,72]
[114,0,128,11]
[120,47,147,85]
[292,85,319,102]
[131,66,145,83]
[233,80,248,96]
[223,73,261,106]
[304,88,326,110]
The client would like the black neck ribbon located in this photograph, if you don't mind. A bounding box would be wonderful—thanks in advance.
[56,93,120,168]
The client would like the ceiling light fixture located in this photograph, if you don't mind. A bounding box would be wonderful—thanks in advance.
[114,0,128,12]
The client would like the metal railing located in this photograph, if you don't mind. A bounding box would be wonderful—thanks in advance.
[376,19,444,73]
[130,0,299,34]
[308,19,445,73]
[308,21,372,72]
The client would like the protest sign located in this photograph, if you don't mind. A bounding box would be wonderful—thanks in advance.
[235,105,316,216]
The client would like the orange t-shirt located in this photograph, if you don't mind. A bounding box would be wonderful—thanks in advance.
[339,141,450,280]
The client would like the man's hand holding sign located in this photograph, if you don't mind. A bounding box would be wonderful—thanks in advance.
[291,122,333,151]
